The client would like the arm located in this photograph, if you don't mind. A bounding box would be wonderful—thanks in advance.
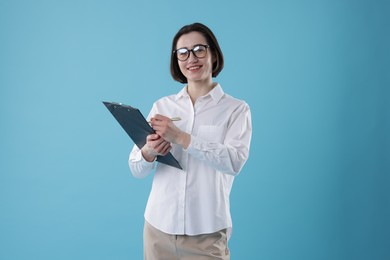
[151,103,252,176]
[129,134,172,178]
[128,104,172,178]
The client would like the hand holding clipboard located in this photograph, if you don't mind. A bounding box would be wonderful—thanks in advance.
[103,101,182,170]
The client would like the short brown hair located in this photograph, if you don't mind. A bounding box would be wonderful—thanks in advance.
[170,23,224,84]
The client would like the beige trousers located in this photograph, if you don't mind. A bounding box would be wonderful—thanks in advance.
[144,221,230,260]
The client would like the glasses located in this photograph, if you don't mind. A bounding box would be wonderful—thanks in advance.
[174,44,209,61]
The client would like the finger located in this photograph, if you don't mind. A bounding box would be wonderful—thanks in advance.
[152,125,164,133]
[154,130,167,140]
[146,134,160,142]
[150,138,166,149]
[151,119,168,128]
[164,142,172,153]
[155,140,169,153]
[160,142,172,155]
[152,114,170,122]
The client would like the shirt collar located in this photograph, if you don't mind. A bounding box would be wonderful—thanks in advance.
[175,86,190,100]
[175,83,225,104]
[208,83,224,104]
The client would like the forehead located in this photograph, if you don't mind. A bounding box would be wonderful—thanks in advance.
[176,31,207,49]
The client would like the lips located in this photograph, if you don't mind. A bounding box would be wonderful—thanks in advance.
[187,65,202,71]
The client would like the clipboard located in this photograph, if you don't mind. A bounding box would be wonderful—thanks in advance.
[103,101,182,170]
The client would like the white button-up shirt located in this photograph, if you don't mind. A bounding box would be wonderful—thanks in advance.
[129,84,252,238]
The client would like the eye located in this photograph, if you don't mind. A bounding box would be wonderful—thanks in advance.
[176,48,189,59]
[193,45,202,52]
[193,45,207,56]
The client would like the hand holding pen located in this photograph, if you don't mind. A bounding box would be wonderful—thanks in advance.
[149,114,190,149]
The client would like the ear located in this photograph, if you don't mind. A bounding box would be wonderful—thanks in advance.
[212,51,217,63]
[212,56,219,74]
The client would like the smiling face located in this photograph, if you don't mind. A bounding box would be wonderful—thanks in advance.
[175,31,214,86]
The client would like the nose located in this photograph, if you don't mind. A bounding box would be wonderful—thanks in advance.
[187,51,198,62]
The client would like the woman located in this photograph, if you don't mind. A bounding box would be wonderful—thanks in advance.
[129,22,252,260]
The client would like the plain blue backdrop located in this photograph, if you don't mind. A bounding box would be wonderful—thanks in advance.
[1,0,389,259]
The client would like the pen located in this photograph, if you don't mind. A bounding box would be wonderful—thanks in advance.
[148,117,181,124]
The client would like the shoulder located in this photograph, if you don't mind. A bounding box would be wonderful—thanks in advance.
[149,93,180,114]
[217,84,250,109]
[221,92,251,111]
[152,86,187,107]
[150,91,178,108]
[154,94,176,104]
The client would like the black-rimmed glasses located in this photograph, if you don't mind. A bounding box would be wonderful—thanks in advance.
[174,44,209,61]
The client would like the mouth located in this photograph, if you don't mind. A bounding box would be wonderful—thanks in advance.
[187,65,203,71]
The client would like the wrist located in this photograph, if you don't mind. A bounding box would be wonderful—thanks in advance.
[177,132,191,149]
[141,147,157,162]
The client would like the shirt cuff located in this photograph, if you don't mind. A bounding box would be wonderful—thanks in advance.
[185,134,205,154]
[133,149,157,166]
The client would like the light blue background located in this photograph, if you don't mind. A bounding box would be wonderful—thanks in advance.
[1,0,389,259]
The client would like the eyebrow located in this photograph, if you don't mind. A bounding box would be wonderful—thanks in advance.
[176,43,207,50]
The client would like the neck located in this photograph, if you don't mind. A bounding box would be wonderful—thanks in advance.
[187,79,216,104]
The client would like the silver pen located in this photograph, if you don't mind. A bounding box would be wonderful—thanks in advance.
[148,117,181,124]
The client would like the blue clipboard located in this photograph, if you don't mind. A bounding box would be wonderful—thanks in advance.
[103,101,182,170]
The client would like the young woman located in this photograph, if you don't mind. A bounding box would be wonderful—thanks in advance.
[129,22,252,260]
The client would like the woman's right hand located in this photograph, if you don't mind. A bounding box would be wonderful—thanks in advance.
[141,134,172,162]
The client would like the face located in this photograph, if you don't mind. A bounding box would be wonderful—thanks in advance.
[175,31,215,85]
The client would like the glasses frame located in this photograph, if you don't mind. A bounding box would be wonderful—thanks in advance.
[173,44,210,61]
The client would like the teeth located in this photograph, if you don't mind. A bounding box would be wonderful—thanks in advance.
[188,66,200,70]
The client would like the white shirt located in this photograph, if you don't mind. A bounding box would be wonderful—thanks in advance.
[129,84,252,238]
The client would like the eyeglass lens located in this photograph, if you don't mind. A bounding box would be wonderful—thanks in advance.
[176,45,207,61]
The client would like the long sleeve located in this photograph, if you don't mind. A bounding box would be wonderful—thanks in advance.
[128,105,157,178]
[186,102,252,176]
[128,145,156,178]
